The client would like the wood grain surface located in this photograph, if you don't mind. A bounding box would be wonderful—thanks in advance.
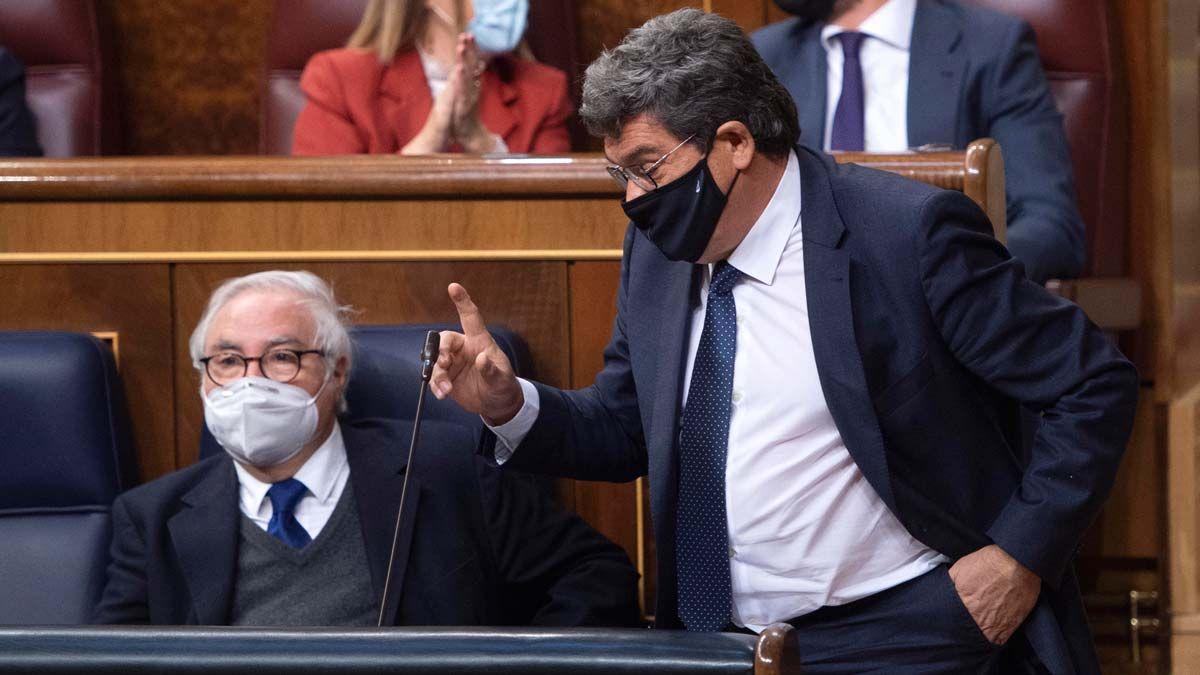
[0,264,174,480]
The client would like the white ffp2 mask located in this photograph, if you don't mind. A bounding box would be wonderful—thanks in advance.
[203,376,323,468]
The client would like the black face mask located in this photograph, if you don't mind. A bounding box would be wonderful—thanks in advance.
[621,156,739,263]
[772,0,838,22]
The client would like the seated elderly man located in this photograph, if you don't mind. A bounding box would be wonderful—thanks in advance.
[94,270,640,627]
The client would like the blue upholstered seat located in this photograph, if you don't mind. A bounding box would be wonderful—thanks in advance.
[0,331,136,624]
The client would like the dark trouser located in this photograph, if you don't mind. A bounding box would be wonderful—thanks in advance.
[776,565,1005,674]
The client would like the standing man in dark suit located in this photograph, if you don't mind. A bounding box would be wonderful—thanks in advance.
[431,9,1136,673]
[94,270,639,627]
[0,47,42,156]
[752,0,1085,284]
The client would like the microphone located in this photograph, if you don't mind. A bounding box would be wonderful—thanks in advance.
[377,330,440,627]
[420,330,439,381]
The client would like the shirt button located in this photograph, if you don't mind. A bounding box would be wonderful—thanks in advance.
[728,545,736,559]
[736,315,745,327]
[732,391,743,404]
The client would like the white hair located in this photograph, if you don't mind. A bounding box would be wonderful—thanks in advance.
[189,270,354,409]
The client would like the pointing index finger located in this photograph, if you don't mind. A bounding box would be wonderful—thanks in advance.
[448,283,488,337]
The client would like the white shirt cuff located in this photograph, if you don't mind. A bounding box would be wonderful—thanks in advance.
[484,377,539,464]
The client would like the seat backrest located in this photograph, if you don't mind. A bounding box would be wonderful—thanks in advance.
[0,0,119,157]
[965,0,1127,277]
[259,0,579,154]
[0,332,136,624]
[200,323,533,459]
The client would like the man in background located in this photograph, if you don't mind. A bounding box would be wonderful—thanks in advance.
[0,47,42,156]
[753,0,1084,284]
[94,270,640,627]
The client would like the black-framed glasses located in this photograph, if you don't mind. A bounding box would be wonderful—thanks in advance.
[606,134,698,192]
[199,348,325,386]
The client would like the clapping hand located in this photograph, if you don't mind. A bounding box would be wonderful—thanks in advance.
[402,34,498,154]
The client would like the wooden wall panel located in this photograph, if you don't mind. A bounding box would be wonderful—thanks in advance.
[170,261,570,465]
[107,0,271,155]
[0,198,624,254]
[1084,392,1164,560]
[0,265,174,480]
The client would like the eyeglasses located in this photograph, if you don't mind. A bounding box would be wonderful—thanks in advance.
[606,134,698,192]
[199,348,325,386]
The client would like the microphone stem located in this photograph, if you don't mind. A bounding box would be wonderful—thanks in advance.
[376,378,429,627]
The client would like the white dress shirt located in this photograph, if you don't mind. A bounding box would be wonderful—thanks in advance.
[492,150,945,632]
[821,0,916,152]
[233,422,350,541]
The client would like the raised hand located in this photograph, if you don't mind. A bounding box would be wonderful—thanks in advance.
[449,33,499,153]
[401,64,456,154]
[430,283,523,424]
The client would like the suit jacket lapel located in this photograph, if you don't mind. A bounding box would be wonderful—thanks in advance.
[168,460,239,625]
[344,421,419,626]
[792,21,829,151]
[380,50,434,152]
[641,256,697,626]
[798,148,897,513]
[906,0,965,147]
[477,67,519,144]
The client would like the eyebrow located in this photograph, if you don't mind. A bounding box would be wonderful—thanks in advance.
[605,144,662,167]
[212,336,306,353]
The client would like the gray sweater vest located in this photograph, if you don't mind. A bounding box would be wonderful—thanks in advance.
[230,480,378,626]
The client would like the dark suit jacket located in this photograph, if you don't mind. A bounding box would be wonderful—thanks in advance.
[0,47,42,157]
[496,147,1137,673]
[93,418,640,627]
[751,0,1084,283]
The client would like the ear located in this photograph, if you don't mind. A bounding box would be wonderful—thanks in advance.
[333,355,350,390]
[712,120,756,172]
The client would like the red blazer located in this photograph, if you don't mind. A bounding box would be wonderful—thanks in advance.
[293,47,573,155]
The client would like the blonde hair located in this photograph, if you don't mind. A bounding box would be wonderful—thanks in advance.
[347,0,468,62]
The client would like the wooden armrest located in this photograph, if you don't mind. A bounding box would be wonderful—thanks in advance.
[755,622,802,674]
[1044,277,1142,331]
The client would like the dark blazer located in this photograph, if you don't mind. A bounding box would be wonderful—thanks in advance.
[0,47,42,157]
[497,147,1137,673]
[751,0,1085,284]
[94,418,640,627]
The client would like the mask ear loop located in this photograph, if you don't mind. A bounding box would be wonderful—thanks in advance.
[702,130,742,199]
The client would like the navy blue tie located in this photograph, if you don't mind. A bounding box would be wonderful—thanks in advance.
[676,261,741,632]
[267,478,312,549]
[830,31,867,151]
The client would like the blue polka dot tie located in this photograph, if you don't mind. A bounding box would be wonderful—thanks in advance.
[677,261,741,632]
[266,478,312,549]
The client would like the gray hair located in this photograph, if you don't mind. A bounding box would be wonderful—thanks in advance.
[580,9,800,156]
[189,270,354,410]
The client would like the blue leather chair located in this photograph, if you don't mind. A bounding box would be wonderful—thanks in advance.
[0,331,136,624]
[201,324,534,458]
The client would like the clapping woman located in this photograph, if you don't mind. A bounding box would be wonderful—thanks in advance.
[293,0,573,155]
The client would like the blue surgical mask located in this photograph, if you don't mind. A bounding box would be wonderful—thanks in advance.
[468,0,528,56]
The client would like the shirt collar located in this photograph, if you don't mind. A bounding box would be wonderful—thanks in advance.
[820,0,917,52]
[724,149,801,286]
[233,421,349,512]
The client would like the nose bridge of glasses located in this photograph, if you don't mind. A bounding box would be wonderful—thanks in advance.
[243,355,266,378]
